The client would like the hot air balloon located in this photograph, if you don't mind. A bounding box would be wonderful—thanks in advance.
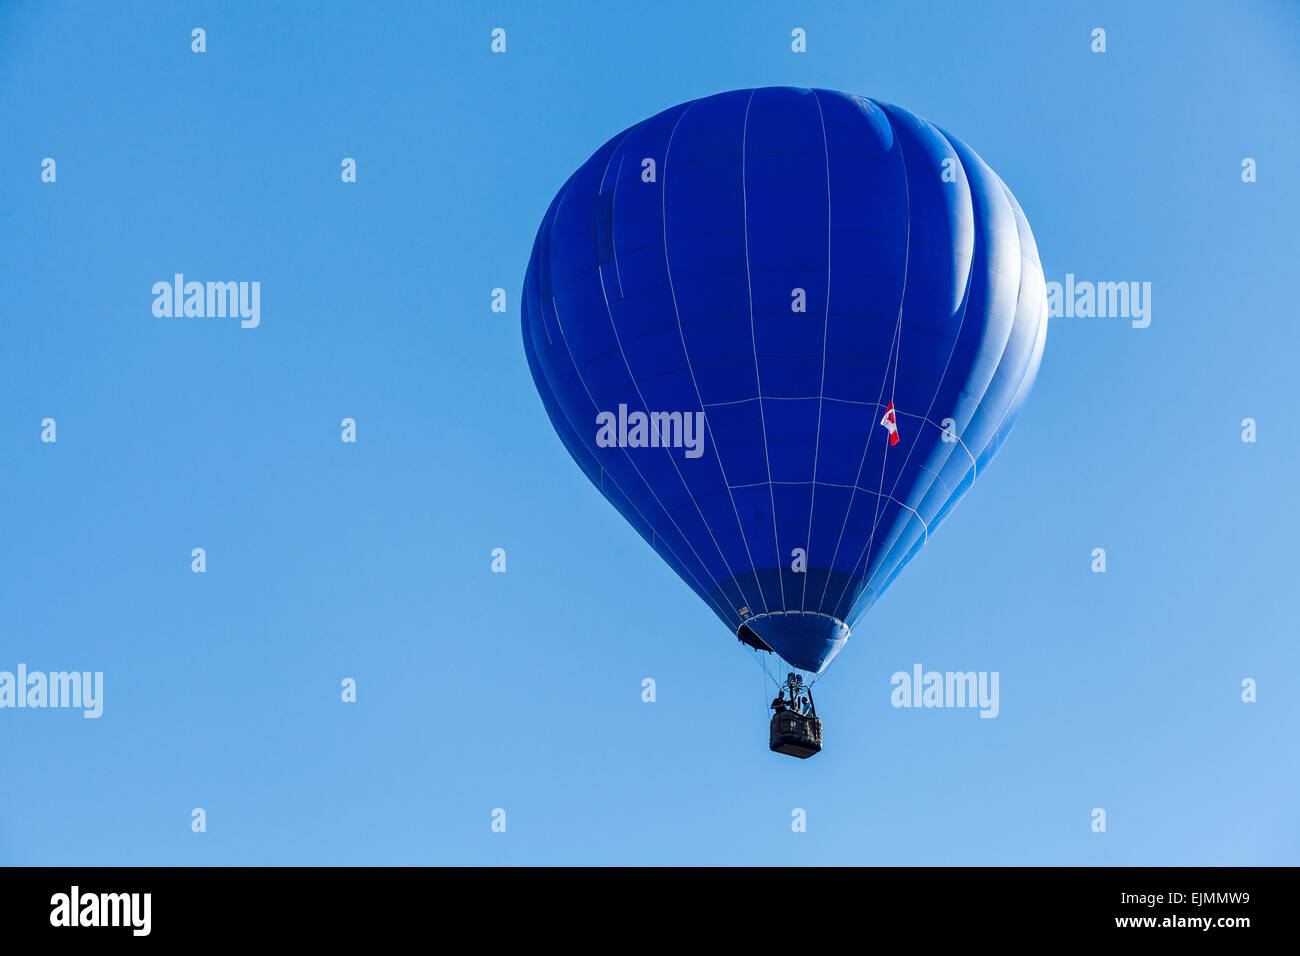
[521,87,1047,757]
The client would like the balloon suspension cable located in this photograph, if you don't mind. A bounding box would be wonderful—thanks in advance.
[744,645,825,702]
[743,644,783,692]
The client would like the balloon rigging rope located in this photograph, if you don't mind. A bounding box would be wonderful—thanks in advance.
[824,108,913,619]
[847,152,992,621]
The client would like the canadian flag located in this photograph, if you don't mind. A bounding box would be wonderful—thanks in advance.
[880,402,900,446]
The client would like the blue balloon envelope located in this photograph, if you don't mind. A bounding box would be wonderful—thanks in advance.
[522,88,1047,675]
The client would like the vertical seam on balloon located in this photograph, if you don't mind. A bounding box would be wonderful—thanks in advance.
[837,124,985,621]
[837,305,904,616]
[594,261,751,614]
[846,218,910,615]
[852,166,1038,620]
[595,127,637,276]
[662,93,773,616]
[533,281,553,348]
[739,88,788,614]
[800,89,833,614]
[611,154,626,297]
[597,129,634,302]
[814,97,912,615]
[547,295,738,626]
[592,127,748,608]
[535,204,555,347]
[861,176,1032,605]
[525,269,551,348]
[544,162,737,627]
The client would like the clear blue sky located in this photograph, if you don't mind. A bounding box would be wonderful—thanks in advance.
[1,0,1296,865]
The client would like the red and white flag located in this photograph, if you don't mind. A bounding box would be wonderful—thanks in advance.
[880,402,900,446]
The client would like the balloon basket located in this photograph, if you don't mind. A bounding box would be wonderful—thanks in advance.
[769,710,823,759]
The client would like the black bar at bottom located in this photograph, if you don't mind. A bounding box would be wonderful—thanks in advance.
[0,866,1283,942]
